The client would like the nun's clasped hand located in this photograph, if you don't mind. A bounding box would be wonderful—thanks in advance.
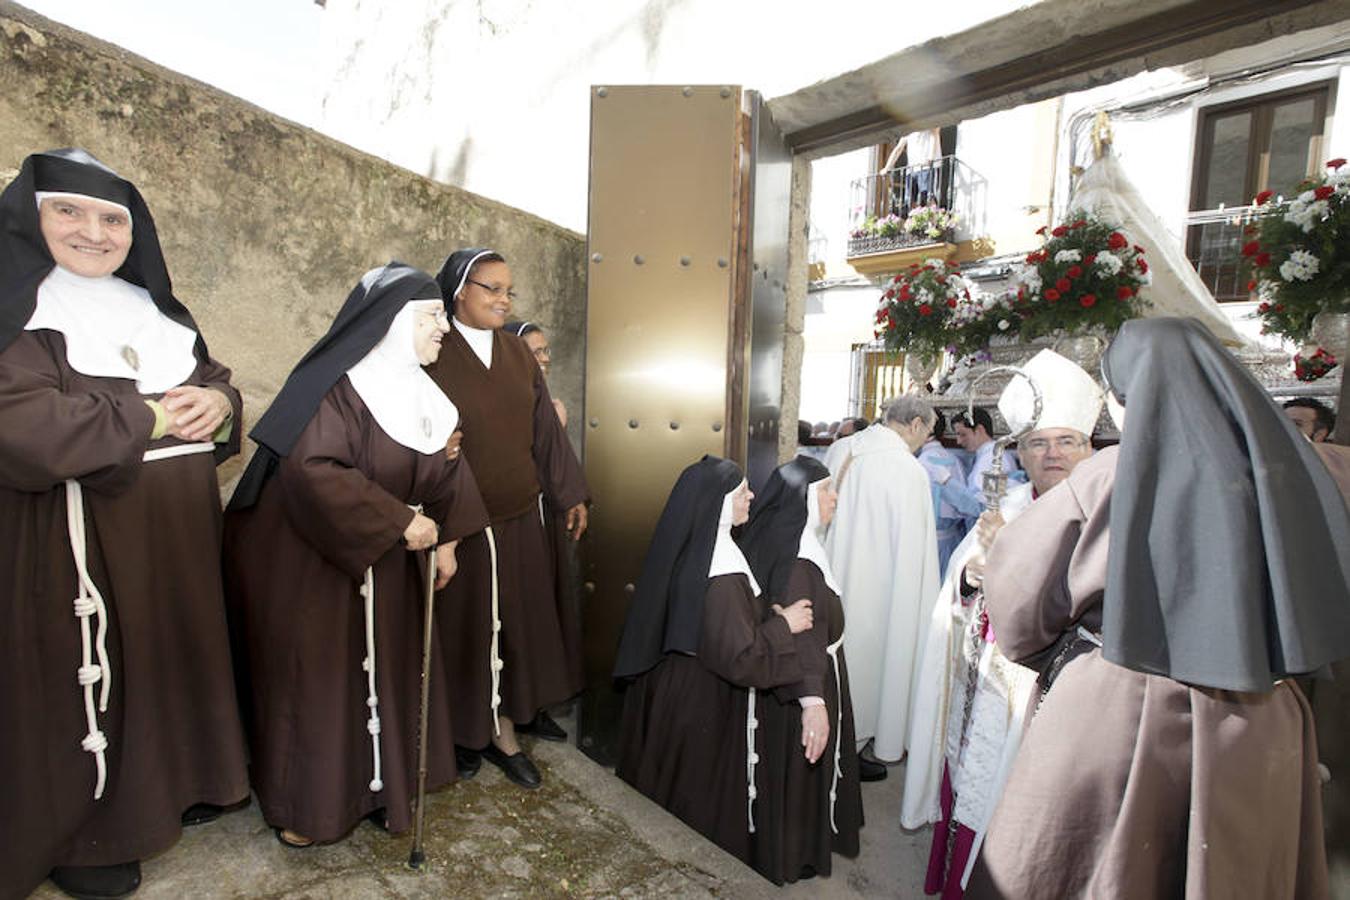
[403,512,438,551]
[444,429,463,461]
[566,502,587,540]
[773,598,813,633]
[162,385,231,441]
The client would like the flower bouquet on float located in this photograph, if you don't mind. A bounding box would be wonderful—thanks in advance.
[1002,210,1151,371]
[874,257,971,387]
[1244,157,1350,380]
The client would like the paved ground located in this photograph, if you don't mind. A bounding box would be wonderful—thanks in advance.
[28,713,930,899]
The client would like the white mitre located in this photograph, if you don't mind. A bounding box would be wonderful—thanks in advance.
[998,348,1103,436]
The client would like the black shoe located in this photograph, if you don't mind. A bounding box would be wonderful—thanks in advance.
[181,803,223,826]
[364,808,388,831]
[519,710,567,742]
[455,745,482,779]
[50,861,142,900]
[859,757,889,782]
[481,744,541,790]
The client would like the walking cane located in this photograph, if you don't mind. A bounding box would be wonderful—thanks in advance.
[408,548,438,870]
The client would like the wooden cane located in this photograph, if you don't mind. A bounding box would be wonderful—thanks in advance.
[408,548,438,870]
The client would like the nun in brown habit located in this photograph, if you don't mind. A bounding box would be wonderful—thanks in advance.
[425,250,589,789]
[614,456,815,866]
[737,455,863,884]
[0,149,248,900]
[965,317,1350,899]
[224,263,488,847]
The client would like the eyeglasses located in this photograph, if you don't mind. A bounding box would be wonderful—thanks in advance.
[465,278,518,302]
[531,345,551,359]
[1022,436,1089,455]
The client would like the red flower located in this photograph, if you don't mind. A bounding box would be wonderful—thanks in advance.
[1080,294,1097,308]
[1258,302,1270,313]
[1315,185,1336,201]
[1071,219,1087,229]
[1107,232,1128,250]
[884,289,895,299]
[1254,252,1270,268]
[1243,225,1258,237]
[918,304,933,316]
[1051,226,1068,238]
[1246,280,1257,292]
[1328,158,1347,170]
[1084,254,1097,265]
[1067,265,1083,278]
[1241,240,1261,257]
[1133,245,1146,255]
[1035,225,1048,236]
[1255,189,1275,205]
[1137,258,1149,274]
[946,298,958,308]
[1055,278,1071,292]
[1016,288,1026,302]
[1116,285,1134,300]
[1275,303,1285,312]
[1045,288,1061,302]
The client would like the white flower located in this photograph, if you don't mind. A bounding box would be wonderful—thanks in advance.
[1013,265,1042,293]
[1094,251,1123,276]
[997,319,1010,331]
[915,287,935,307]
[1053,249,1081,264]
[923,257,947,270]
[1279,249,1320,282]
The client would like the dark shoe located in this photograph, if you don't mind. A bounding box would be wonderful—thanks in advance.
[859,757,889,782]
[519,710,567,742]
[181,802,223,826]
[50,861,142,899]
[482,743,541,790]
[274,828,315,849]
[455,745,482,779]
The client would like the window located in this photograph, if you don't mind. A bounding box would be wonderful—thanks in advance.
[1186,83,1332,301]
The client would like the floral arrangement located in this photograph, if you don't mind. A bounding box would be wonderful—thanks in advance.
[873,258,970,356]
[850,213,905,240]
[1006,210,1150,339]
[903,204,960,240]
[851,206,960,242]
[1245,158,1350,342]
[1293,347,1338,382]
[946,291,1021,356]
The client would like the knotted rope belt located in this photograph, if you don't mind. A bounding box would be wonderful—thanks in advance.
[66,441,215,800]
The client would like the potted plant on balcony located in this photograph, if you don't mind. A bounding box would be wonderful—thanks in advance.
[1245,157,1350,374]
[1006,211,1150,370]
[903,204,960,243]
[874,258,970,385]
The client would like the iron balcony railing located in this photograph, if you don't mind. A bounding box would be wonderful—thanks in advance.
[847,155,988,257]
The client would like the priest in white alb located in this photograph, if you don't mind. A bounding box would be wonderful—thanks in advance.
[825,395,940,770]
[901,349,1103,898]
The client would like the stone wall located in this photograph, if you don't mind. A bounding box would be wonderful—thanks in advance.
[0,2,587,493]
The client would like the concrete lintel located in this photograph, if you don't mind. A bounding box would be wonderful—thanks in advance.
[769,0,1350,158]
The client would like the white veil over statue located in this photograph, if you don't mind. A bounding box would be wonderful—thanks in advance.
[1069,127,1246,347]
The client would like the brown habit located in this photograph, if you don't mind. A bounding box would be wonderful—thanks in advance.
[752,559,863,884]
[0,331,249,899]
[224,378,488,843]
[616,573,804,865]
[967,447,1328,900]
[424,328,588,747]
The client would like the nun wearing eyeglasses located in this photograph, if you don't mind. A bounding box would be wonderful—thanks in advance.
[0,148,248,900]
[425,249,589,789]
[614,456,814,867]
[964,318,1349,899]
[737,455,863,884]
[223,263,489,849]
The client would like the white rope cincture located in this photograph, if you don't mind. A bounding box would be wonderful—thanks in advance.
[65,479,110,800]
[141,442,214,462]
[485,525,503,737]
[825,635,846,835]
[746,687,759,833]
[361,566,384,793]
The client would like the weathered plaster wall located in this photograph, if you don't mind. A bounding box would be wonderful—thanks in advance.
[0,2,587,493]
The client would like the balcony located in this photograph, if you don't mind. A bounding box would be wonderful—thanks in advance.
[846,156,989,277]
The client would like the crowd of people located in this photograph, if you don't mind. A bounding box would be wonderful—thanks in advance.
[622,327,1350,893]
[0,148,587,900]
[3,143,1348,900]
